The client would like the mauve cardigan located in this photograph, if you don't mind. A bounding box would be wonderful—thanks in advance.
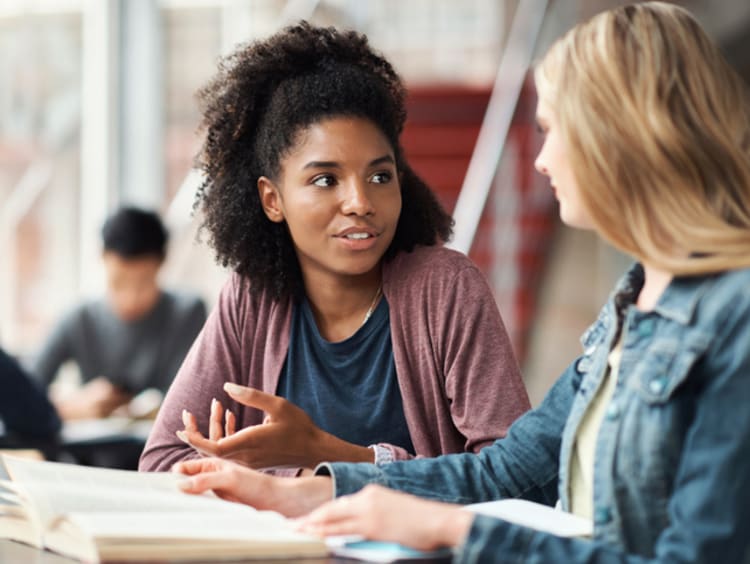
[140,246,530,472]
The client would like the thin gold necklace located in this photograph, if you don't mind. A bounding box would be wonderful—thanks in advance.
[362,284,382,326]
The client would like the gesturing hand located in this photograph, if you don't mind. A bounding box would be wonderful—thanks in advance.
[177,383,374,469]
[296,484,474,551]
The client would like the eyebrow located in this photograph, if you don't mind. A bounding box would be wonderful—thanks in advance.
[302,154,395,170]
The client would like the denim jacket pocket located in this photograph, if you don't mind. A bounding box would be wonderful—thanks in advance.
[615,330,712,518]
[634,332,711,404]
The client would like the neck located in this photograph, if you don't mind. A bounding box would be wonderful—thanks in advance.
[636,263,673,311]
[303,270,383,342]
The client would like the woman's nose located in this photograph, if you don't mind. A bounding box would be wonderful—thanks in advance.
[341,180,374,216]
[534,152,548,176]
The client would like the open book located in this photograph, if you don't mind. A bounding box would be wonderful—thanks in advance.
[0,455,326,563]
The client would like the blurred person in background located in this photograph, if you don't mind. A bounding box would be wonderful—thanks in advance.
[0,346,61,446]
[174,3,750,562]
[31,207,207,421]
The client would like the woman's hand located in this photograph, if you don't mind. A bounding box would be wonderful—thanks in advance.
[173,457,334,517]
[53,377,133,420]
[176,383,374,469]
[296,484,475,551]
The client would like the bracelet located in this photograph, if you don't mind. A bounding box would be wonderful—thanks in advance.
[368,444,395,466]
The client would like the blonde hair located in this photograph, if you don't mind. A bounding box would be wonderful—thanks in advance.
[535,2,750,274]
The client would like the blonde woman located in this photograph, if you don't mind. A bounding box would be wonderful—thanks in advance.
[174,3,750,561]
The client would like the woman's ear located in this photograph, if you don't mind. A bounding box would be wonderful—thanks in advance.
[257,176,284,223]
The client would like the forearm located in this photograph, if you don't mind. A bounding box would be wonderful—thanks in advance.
[141,377,206,471]
[322,382,572,505]
[456,515,650,564]
[274,475,336,517]
[443,264,530,451]
[141,442,202,472]
[314,430,375,465]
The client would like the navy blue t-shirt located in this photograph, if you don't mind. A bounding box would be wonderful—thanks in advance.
[276,297,414,454]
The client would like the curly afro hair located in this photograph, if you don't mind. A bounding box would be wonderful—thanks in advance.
[196,21,453,299]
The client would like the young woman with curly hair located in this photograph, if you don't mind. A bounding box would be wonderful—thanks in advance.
[140,22,529,475]
[175,4,750,562]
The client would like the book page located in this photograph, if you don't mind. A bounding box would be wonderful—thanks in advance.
[464,499,593,538]
[60,510,311,540]
[0,479,23,510]
[2,455,258,530]
[47,513,326,562]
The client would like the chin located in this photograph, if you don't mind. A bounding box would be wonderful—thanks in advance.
[560,214,595,230]
[337,258,382,277]
[117,310,148,322]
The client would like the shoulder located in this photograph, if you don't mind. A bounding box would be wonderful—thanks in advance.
[708,266,750,296]
[213,272,293,322]
[219,272,277,309]
[0,347,24,379]
[161,290,207,316]
[384,245,482,285]
[697,267,750,324]
[383,246,496,319]
[62,299,104,326]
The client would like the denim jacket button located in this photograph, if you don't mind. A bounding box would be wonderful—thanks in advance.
[649,376,667,394]
[605,402,620,420]
[576,357,592,374]
[594,506,612,524]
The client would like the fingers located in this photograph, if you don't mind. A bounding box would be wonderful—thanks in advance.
[298,519,363,537]
[176,429,221,457]
[297,496,364,536]
[174,458,269,508]
[177,470,228,495]
[182,409,199,433]
[207,422,277,459]
[209,398,224,441]
[225,409,236,436]
[224,383,283,415]
[172,457,223,476]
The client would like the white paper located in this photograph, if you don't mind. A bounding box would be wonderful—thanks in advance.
[464,498,592,537]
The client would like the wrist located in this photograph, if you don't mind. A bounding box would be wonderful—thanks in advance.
[368,444,394,465]
[437,508,474,547]
[282,476,334,517]
[315,430,374,465]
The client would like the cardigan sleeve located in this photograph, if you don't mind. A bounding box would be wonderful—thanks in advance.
[385,247,531,459]
[139,275,245,472]
[440,263,530,451]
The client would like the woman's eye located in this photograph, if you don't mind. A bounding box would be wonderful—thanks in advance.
[370,171,392,184]
[312,174,336,187]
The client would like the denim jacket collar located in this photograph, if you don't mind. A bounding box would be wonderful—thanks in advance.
[615,263,711,326]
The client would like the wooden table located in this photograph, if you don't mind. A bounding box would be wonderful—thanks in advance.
[0,539,453,563]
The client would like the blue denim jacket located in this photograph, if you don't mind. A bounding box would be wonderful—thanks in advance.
[321,264,750,563]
